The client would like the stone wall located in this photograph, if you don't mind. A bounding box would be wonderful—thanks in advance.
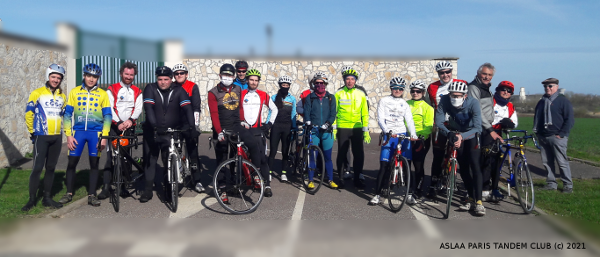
[184,58,457,133]
[0,33,68,167]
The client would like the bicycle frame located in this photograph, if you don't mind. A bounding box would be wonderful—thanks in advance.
[496,129,535,197]
[102,134,144,182]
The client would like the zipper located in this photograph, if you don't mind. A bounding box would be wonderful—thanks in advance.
[85,88,90,131]
[53,88,58,135]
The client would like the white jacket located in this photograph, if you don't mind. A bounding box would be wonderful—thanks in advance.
[377,95,417,138]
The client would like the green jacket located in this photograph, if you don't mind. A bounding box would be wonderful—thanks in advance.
[333,86,369,131]
[407,99,434,139]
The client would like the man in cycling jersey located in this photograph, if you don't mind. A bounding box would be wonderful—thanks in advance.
[233,60,249,90]
[98,62,143,200]
[240,69,277,197]
[172,63,204,193]
[435,80,485,216]
[140,66,197,203]
[22,64,67,211]
[426,61,461,200]
[370,77,417,205]
[333,67,369,189]
[59,63,112,207]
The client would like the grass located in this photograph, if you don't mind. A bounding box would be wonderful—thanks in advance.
[517,117,600,162]
[0,168,96,219]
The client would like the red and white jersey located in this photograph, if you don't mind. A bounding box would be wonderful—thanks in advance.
[492,100,518,130]
[427,79,461,109]
[240,89,278,127]
[107,82,143,123]
[296,89,312,117]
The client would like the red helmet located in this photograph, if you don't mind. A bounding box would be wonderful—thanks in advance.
[497,81,515,91]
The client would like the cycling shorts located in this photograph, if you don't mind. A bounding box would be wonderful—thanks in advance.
[380,133,412,162]
[69,130,102,157]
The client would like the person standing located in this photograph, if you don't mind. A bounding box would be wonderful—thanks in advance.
[233,60,249,90]
[22,64,67,211]
[267,75,297,182]
[534,78,574,193]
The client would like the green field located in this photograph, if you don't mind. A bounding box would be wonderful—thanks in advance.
[517,117,600,162]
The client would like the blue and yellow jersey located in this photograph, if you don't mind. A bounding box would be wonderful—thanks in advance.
[64,85,112,136]
[25,85,67,136]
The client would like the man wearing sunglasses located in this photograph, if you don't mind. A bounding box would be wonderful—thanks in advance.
[467,62,501,201]
[233,60,249,90]
[172,63,204,193]
[534,78,574,193]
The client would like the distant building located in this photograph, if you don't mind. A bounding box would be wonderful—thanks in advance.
[519,87,526,102]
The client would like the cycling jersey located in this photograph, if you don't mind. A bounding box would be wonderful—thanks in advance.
[296,89,312,116]
[207,83,242,133]
[25,84,66,136]
[376,95,416,136]
[173,80,201,126]
[333,86,369,131]
[435,95,482,140]
[143,83,194,130]
[427,79,461,109]
[107,82,143,124]
[240,89,277,127]
[303,92,336,127]
[267,93,296,127]
[407,99,434,138]
[492,99,518,130]
[64,85,112,137]
[233,77,248,90]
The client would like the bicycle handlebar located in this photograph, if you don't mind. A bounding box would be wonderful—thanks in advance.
[379,131,407,146]
[501,130,541,149]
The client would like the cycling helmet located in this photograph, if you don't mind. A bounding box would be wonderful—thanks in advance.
[448,80,469,94]
[155,66,173,78]
[342,68,359,79]
[340,66,353,75]
[46,63,65,80]
[235,60,249,71]
[435,61,453,71]
[219,63,235,76]
[312,71,329,84]
[409,79,427,90]
[83,63,102,77]
[497,81,515,91]
[390,77,406,87]
[278,75,293,85]
[246,69,261,79]
[172,63,188,72]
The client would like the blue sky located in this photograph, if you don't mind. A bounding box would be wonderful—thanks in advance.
[2,0,600,95]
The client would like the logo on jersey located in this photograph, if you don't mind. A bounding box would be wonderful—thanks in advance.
[223,92,239,110]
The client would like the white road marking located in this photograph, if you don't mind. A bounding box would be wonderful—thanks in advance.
[291,190,306,221]
[409,205,441,239]
[168,193,218,219]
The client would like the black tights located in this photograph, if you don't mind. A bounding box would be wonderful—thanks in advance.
[66,155,100,196]
[336,128,364,182]
[28,135,62,198]
[269,124,291,173]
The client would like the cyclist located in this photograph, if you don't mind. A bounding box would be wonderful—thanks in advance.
[303,72,338,189]
[435,80,485,216]
[59,63,112,207]
[207,64,264,202]
[233,60,249,90]
[370,77,417,205]
[98,62,143,200]
[407,79,435,201]
[140,66,197,203]
[488,80,518,201]
[333,67,369,189]
[297,72,320,116]
[426,60,461,199]
[240,69,277,197]
[22,64,67,211]
[172,63,204,193]
[267,75,297,182]
[338,66,370,181]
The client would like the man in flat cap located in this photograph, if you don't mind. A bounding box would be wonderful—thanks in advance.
[533,78,574,193]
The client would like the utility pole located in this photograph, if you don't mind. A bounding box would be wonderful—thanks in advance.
[266,24,272,57]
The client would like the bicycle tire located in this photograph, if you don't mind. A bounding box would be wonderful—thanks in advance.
[514,157,535,213]
[287,133,297,171]
[301,145,325,194]
[388,155,410,213]
[168,155,179,213]
[110,156,121,213]
[445,159,457,219]
[212,158,264,214]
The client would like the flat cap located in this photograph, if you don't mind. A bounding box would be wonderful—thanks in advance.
[542,78,559,84]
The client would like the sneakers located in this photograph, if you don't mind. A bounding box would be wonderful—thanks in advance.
[220,191,229,204]
[475,203,486,216]
[308,182,315,189]
[482,190,491,202]
[459,198,474,211]
[281,173,288,182]
[58,193,73,204]
[329,181,338,189]
[42,196,63,209]
[381,189,389,197]
[139,190,153,203]
[407,194,417,205]
[343,171,352,179]
[562,187,573,194]
[369,195,381,205]
[97,186,110,200]
[194,182,205,193]
[88,195,101,207]
[491,189,505,202]
[539,184,557,191]
[21,198,36,212]
[265,186,273,197]
[359,173,365,181]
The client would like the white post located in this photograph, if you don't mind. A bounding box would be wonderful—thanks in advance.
[163,39,183,69]
[56,22,78,93]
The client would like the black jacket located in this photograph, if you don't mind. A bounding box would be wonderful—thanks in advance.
[143,83,195,131]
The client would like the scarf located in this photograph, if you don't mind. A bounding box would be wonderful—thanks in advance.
[533,91,559,132]
[493,92,509,106]
[315,85,326,98]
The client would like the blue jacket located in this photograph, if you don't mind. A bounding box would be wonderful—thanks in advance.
[267,93,297,128]
[233,78,248,90]
[533,94,574,137]
[435,95,482,140]
[304,92,337,127]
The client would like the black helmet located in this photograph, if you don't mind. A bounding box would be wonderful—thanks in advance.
[235,60,248,71]
[155,66,173,78]
[220,63,235,76]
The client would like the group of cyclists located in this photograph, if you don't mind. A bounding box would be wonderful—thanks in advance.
[23,60,520,217]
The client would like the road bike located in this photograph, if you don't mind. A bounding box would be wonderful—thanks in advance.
[163,128,191,213]
[296,124,326,194]
[380,131,411,213]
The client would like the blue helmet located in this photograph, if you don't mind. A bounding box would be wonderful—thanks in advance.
[83,63,102,76]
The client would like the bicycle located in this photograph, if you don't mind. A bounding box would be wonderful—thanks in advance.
[296,124,326,194]
[286,121,303,174]
[101,130,144,213]
[492,130,540,213]
[438,135,459,219]
[212,130,264,214]
[379,131,411,213]
[162,128,192,213]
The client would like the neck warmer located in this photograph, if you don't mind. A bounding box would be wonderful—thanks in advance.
[494,92,510,106]
[275,87,289,108]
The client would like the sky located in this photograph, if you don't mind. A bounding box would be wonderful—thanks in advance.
[2,0,600,95]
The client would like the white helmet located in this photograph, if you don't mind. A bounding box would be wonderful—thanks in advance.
[46,63,65,81]
[448,80,468,94]
[172,63,188,72]
[341,66,353,75]
[278,75,293,85]
[409,79,427,90]
[435,61,453,71]
[389,77,406,87]
[312,71,329,84]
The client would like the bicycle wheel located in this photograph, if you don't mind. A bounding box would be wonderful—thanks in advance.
[445,159,457,219]
[212,158,264,214]
[110,156,121,213]
[388,155,410,212]
[287,134,297,171]
[168,155,180,213]
[301,145,325,194]
[514,157,535,213]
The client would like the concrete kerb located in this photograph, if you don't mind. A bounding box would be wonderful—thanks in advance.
[45,189,101,218]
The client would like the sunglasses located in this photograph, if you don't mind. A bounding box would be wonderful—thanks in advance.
[438,70,452,75]
[543,85,554,89]
[410,90,423,94]
[314,82,325,86]
[498,88,513,94]
[237,70,247,73]
[174,72,187,76]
